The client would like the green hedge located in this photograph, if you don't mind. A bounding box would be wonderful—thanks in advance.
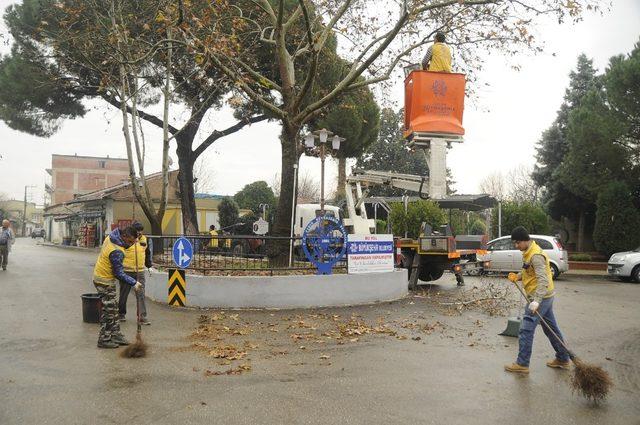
[569,253,592,262]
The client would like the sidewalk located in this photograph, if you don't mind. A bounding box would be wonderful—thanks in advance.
[563,268,609,279]
[38,241,100,252]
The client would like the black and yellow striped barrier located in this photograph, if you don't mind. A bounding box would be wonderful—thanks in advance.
[167,269,186,306]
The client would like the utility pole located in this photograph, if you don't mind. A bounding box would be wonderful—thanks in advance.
[22,185,36,237]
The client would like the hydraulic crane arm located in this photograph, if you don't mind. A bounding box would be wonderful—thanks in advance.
[347,169,429,197]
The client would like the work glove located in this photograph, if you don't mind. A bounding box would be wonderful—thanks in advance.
[507,272,518,283]
[134,281,143,293]
[528,301,539,314]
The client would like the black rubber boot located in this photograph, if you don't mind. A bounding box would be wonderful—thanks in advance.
[111,334,130,346]
[97,340,119,349]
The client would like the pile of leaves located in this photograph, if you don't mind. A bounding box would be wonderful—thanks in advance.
[415,276,517,317]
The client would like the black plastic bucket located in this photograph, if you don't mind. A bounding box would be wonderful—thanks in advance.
[81,293,102,323]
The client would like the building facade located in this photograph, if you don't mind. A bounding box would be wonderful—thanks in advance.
[45,154,130,205]
[43,171,248,246]
[0,199,44,236]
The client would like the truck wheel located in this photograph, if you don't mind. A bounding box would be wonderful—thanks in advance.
[419,266,444,282]
[401,252,415,281]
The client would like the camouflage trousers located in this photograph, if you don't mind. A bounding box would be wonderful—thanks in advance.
[93,281,123,343]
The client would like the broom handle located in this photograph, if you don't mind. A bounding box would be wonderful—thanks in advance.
[132,191,141,334]
[510,279,575,359]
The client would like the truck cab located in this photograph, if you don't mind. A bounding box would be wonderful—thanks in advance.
[293,204,342,238]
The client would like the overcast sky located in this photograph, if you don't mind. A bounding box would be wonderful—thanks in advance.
[0,0,638,206]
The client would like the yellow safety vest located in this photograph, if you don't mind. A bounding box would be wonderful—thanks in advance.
[209,230,218,248]
[93,237,125,281]
[521,241,554,298]
[123,234,147,272]
[428,43,452,73]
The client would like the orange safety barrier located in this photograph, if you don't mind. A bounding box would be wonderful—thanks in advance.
[404,70,466,138]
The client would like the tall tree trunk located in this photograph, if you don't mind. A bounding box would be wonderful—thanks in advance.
[336,156,347,199]
[150,219,163,255]
[577,211,585,252]
[176,137,198,235]
[270,122,300,265]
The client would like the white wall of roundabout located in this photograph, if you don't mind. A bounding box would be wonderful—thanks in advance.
[146,270,408,309]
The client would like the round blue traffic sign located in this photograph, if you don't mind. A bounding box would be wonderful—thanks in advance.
[172,237,193,269]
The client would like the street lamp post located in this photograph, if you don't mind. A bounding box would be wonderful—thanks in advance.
[303,128,344,215]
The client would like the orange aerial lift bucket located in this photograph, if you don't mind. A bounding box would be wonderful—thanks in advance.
[403,70,466,139]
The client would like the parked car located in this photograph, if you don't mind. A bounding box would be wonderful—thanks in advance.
[607,247,640,282]
[478,235,569,279]
[31,228,46,239]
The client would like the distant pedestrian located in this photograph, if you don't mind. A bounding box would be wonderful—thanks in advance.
[504,226,570,374]
[0,219,15,271]
[118,222,152,325]
[93,226,143,349]
[208,224,219,250]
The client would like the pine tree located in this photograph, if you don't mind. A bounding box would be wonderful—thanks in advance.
[532,54,600,250]
[593,182,640,256]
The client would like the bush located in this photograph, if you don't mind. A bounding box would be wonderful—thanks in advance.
[569,253,592,262]
[375,219,388,234]
[218,197,240,230]
[593,181,640,256]
[492,201,550,236]
[389,200,445,238]
[469,219,487,235]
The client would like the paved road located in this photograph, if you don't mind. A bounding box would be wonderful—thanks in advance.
[0,238,638,424]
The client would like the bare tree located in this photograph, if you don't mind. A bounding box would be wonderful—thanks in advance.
[479,172,507,201]
[297,171,320,203]
[270,173,281,199]
[480,166,540,203]
[506,166,539,202]
[193,155,217,194]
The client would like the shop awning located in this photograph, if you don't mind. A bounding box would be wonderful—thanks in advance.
[80,210,104,219]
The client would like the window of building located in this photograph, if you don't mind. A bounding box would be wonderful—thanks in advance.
[98,160,106,168]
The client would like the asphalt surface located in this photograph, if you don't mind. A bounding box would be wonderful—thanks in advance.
[0,238,638,425]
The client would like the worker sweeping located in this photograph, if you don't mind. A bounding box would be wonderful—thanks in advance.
[504,226,571,374]
[92,226,143,349]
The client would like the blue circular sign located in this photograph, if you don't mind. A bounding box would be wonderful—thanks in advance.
[172,237,193,269]
[302,215,347,275]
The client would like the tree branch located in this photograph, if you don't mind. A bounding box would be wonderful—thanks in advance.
[100,94,180,134]
[291,0,318,111]
[193,114,269,158]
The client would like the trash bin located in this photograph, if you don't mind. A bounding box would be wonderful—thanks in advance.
[81,293,102,323]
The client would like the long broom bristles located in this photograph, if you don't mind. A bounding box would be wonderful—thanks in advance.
[120,333,148,358]
[570,358,613,403]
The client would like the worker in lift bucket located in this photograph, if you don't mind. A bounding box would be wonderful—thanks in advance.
[421,31,452,73]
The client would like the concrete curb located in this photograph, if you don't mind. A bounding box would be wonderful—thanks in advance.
[146,269,408,309]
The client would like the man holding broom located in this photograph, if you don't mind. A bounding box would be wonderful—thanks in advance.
[504,226,571,374]
[93,226,143,349]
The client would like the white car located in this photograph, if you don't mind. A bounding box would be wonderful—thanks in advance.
[479,235,569,279]
[607,248,640,282]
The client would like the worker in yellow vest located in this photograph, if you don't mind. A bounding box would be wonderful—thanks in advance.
[93,226,142,349]
[504,227,570,374]
[421,32,452,72]
[208,225,219,249]
[118,222,152,325]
